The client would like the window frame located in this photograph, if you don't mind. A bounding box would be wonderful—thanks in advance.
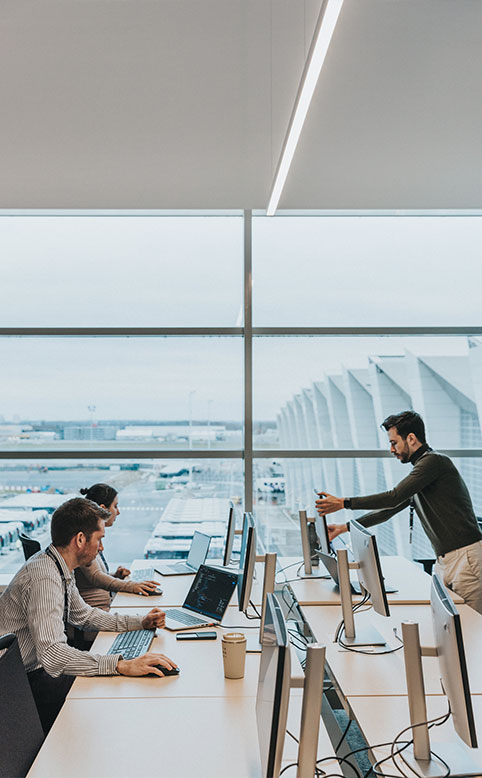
[1,209,482,512]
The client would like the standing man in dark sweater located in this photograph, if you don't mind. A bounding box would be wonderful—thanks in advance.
[315,411,482,613]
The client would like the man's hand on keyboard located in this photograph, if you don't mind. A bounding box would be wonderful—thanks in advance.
[133,581,162,596]
[142,608,166,630]
[117,652,177,677]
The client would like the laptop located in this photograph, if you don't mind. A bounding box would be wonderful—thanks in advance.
[156,531,211,576]
[164,564,238,630]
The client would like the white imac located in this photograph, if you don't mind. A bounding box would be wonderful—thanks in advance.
[222,502,236,566]
[256,593,325,778]
[336,518,390,647]
[298,510,326,578]
[400,573,480,777]
[237,512,256,614]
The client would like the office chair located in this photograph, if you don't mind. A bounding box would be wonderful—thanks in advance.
[0,633,44,777]
[19,532,41,560]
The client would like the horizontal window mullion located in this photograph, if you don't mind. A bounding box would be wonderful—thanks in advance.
[2,449,481,460]
[1,327,482,337]
[0,450,244,460]
[253,449,482,458]
[252,327,482,336]
[0,328,243,337]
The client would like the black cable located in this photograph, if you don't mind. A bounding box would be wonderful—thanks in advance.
[287,629,308,651]
[318,771,345,778]
[337,621,404,656]
[333,591,370,645]
[367,704,451,778]
[316,754,362,778]
[287,626,309,646]
[390,706,451,778]
[275,559,305,581]
[333,738,411,778]
[335,719,352,752]
[279,762,297,775]
[280,583,299,619]
[248,600,262,619]
[286,729,299,744]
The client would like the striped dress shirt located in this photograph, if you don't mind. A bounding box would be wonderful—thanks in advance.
[0,544,144,677]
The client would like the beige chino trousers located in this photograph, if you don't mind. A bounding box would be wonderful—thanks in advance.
[433,539,482,615]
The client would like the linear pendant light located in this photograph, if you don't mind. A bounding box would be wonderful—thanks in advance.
[266,0,344,216]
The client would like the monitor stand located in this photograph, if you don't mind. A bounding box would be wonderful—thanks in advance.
[401,621,482,777]
[401,743,482,778]
[244,552,277,653]
[337,548,387,647]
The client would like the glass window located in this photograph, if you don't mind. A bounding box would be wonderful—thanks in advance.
[253,335,481,450]
[0,458,243,573]
[253,456,444,561]
[252,215,482,326]
[0,214,243,327]
[0,336,242,451]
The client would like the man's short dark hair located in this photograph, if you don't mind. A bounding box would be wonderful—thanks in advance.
[381,411,426,445]
[51,497,109,547]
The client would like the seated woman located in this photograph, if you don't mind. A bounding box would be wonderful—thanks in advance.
[75,483,159,610]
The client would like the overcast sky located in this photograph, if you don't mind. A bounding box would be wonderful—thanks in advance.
[1,213,481,421]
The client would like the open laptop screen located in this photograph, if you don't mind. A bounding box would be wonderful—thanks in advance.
[187,531,211,568]
[184,564,238,621]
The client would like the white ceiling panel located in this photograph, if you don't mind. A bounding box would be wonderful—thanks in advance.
[281,0,482,209]
[0,0,313,208]
[1,0,481,209]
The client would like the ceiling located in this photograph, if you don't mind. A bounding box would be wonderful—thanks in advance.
[1,0,481,210]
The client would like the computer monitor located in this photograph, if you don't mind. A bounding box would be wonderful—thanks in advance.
[298,510,325,578]
[314,514,330,555]
[222,502,236,567]
[238,511,251,570]
[336,518,389,647]
[399,573,480,777]
[431,574,477,748]
[256,593,291,778]
[256,593,326,778]
[237,513,256,613]
[349,518,389,618]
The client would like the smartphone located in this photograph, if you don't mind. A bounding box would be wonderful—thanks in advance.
[176,631,217,641]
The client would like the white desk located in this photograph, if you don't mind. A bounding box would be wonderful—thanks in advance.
[283,555,463,606]
[113,559,266,608]
[27,696,264,778]
[28,693,339,778]
[304,602,482,697]
[69,624,263,700]
[348,695,482,778]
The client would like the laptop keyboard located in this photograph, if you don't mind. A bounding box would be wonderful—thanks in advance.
[166,609,208,627]
[107,629,156,659]
[130,568,156,582]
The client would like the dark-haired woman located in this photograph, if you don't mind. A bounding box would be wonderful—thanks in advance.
[75,483,159,610]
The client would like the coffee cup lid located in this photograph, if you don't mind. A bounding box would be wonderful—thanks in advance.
[222,632,246,642]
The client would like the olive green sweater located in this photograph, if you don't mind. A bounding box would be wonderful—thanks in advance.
[348,444,482,557]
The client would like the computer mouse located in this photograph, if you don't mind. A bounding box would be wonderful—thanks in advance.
[146,587,163,596]
[156,665,180,677]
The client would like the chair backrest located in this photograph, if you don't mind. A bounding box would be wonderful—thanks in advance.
[0,633,44,777]
[19,532,41,561]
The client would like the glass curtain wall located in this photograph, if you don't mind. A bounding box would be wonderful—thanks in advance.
[1,211,481,570]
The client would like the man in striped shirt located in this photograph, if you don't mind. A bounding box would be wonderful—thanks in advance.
[0,497,177,733]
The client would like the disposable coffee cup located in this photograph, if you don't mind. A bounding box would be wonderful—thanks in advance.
[221,632,247,679]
